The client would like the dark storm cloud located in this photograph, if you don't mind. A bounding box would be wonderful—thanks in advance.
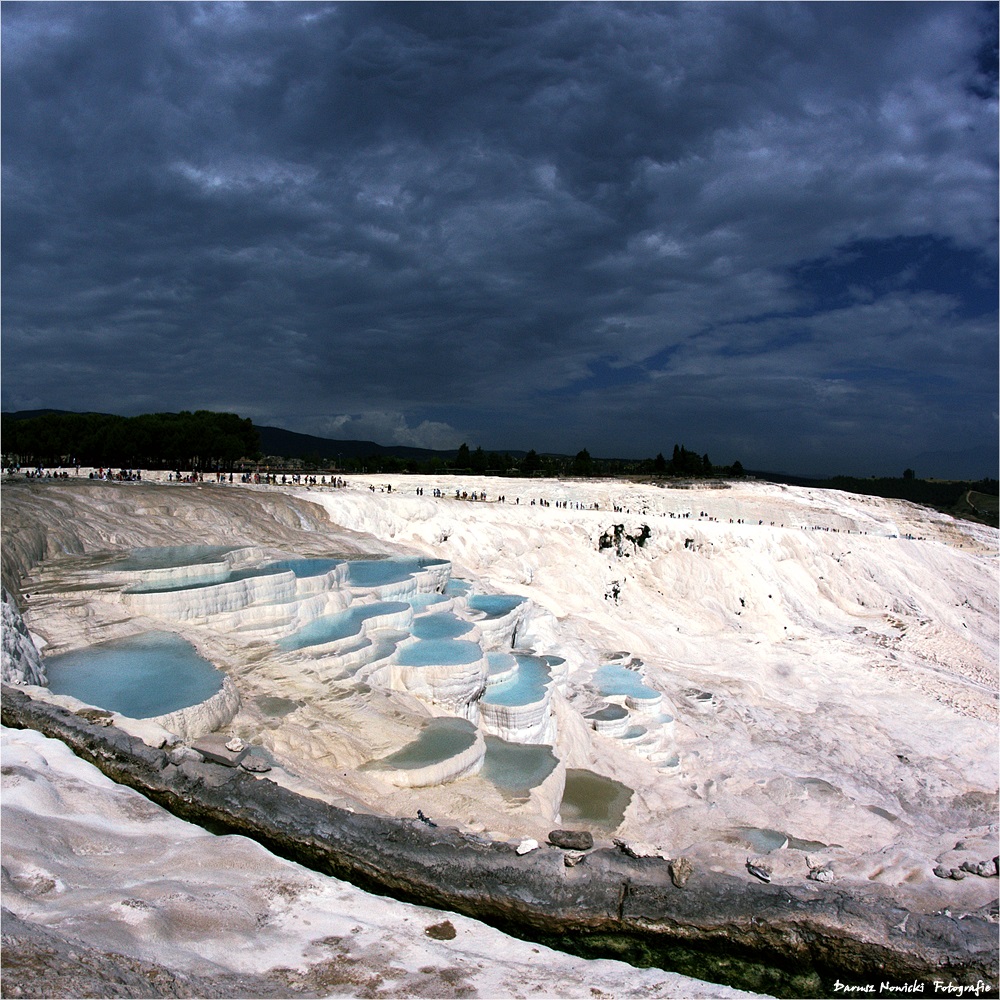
[2,1,996,476]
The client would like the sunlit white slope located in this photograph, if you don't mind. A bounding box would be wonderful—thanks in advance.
[308,475,998,906]
[1,724,758,999]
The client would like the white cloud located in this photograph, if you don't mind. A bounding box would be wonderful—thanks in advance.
[317,412,463,451]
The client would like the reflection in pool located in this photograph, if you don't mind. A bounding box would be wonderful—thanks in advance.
[45,632,223,718]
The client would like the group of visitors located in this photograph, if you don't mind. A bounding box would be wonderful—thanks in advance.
[16,467,74,480]
[93,468,142,481]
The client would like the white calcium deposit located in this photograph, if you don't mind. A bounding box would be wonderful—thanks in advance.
[301,474,999,909]
[2,588,47,686]
[1,724,758,999]
[4,471,999,978]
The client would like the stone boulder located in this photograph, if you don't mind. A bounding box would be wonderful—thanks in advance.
[548,829,594,851]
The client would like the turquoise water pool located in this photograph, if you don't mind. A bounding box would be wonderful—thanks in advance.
[126,563,288,595]
[396,639,483,666]
[268,558,344,577]
[481,736,559,801]
[346,558,447,588]
[278,601,409,650]
[364,717,478,771]
[409,592,448,611]
[467,594,525,618]
[481,654,550,707]
[486,650,518,681]
[594,663,659,701]
[411,613,474,640]
[45,632,223,718]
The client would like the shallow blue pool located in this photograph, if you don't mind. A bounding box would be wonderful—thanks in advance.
[409,592,448,611]
[126,563,288,595]
[279,601,409,650]
[45,632,223,718]
[268,558,344,578]
[467,594,525,618]
[481,654,550,706]
[364,717,477,771]
[396,639,483,666]
[346,558,447,588]
[411,613,474,640]
[486,650,517,680]
[482,736,559,801]
[594,663,659,701]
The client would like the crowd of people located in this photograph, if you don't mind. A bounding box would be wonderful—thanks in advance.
[3,465,923,540]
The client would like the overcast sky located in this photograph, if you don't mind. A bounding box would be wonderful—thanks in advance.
[3,2,997,477]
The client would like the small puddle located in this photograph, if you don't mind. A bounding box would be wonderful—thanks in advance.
[254,695,301,718]
[559,768,633,831]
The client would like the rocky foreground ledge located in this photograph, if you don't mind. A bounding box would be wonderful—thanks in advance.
[3,686,996,999]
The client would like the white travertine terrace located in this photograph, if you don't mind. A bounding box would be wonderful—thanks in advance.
[465,601,527,649]
[151,675,243,742]
[12,539,586,788]
[587,703,631,737]
[5,470,995,914]
[2,590,47,687]
[480,693,557,744]
[124,569,301,620]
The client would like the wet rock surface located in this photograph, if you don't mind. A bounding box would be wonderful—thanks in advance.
[3,685,996,999]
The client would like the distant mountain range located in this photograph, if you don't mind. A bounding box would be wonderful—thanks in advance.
[254,424,461,462]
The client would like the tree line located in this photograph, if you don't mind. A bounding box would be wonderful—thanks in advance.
[359,442,744,479]
[2,411,259,472]
[2,409,745,481]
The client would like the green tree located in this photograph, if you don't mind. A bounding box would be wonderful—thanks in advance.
[470,446,489,474]
[522,449,542,475]
[573,449,593,477]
